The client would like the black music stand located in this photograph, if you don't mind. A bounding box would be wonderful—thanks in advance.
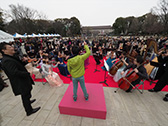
[99,60,109,86]
[94,63,100,73]
[93,55,100,73]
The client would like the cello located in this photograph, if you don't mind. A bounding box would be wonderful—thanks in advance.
[128,50,138,63]
[109,59,124,75]
[109,52,132,76]
[116,60,148,92]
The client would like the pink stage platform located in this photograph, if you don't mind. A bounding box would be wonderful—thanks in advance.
[59,83,107,119]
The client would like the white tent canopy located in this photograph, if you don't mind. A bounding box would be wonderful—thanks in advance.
[13,33,24,38]
[10,32,61,38]
[42,33,48,37]
[23,33,27,38]
[0,30,14,43]
[37,33,43,37]
[28,33,38,37]
[56,34,60,37]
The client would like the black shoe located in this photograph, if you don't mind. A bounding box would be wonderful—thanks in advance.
[165,93,168,97]
[3,83,9,87]
[26,107,41,116]
[125,90,131,93]
[0,86,4,91]
[85,95,89,101]
[96,62,101,65]
[163,96,168,102]
[73,97,77,102]
[30,99,36,104]
[148,89,156,92]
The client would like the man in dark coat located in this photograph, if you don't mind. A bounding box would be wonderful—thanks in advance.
[0,42,40,116]
[148,47,168,102]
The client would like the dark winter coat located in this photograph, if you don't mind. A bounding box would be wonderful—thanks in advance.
[1,54,34,96]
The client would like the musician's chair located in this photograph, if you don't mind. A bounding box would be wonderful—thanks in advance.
[132,79,145,94]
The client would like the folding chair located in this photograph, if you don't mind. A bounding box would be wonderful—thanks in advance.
[39,68,47,85]
[132,79,145,94]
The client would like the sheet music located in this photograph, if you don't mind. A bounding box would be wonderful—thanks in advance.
[104,59,109,71]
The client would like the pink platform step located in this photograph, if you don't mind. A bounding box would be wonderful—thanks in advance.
[59,83,107,119]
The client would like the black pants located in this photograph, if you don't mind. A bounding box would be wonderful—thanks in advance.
[21,91,33,114]
[153,76,168,91]
[93,55,101,65]
[0,77,5,91]
[126,78,141,92]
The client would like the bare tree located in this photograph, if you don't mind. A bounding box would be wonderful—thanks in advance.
[152,0,168,34]
[0,8,5,30]
[5,4,47,34]
[8,4,46,21]
[129,18,140,35]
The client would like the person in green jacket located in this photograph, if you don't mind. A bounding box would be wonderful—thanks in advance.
[67,41,91,101]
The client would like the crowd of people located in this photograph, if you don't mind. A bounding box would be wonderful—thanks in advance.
[0,35,168,116]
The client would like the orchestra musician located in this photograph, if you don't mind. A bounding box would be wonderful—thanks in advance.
[35,49,48,65]
[40,57,63,87]
[148,47,168,101]
[113,51,129,82]
[101,43,106,55]
[101,49,117,71]
[93,45,103,65]
[123,41,132,54]
[120,56,148,92]
[56,51,70,77]
[25,43,35,58]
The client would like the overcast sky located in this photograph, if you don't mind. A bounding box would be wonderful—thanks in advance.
[1,0,159,26]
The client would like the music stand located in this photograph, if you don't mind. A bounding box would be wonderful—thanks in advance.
[93,55,100,73]
[94,63,100,72]
[99,59,109,86]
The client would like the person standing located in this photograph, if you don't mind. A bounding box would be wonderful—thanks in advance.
[148,48,168,102]
[67,41,90,101]
[0,42,40,116]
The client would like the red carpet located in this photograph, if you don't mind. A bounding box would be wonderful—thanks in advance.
[34,56,168,92]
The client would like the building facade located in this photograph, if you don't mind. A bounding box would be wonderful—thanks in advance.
[82,25,113,37]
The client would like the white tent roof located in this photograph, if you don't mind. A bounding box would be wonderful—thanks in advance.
[28,33,38,37]
[42,33,48,37]
[0,30,14,43]
[37,33,43,37]
[56,34,61,37]
[47,33,51,36]
[50,33,54,37]
[23,33,27,38]
[13,33,24,38]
